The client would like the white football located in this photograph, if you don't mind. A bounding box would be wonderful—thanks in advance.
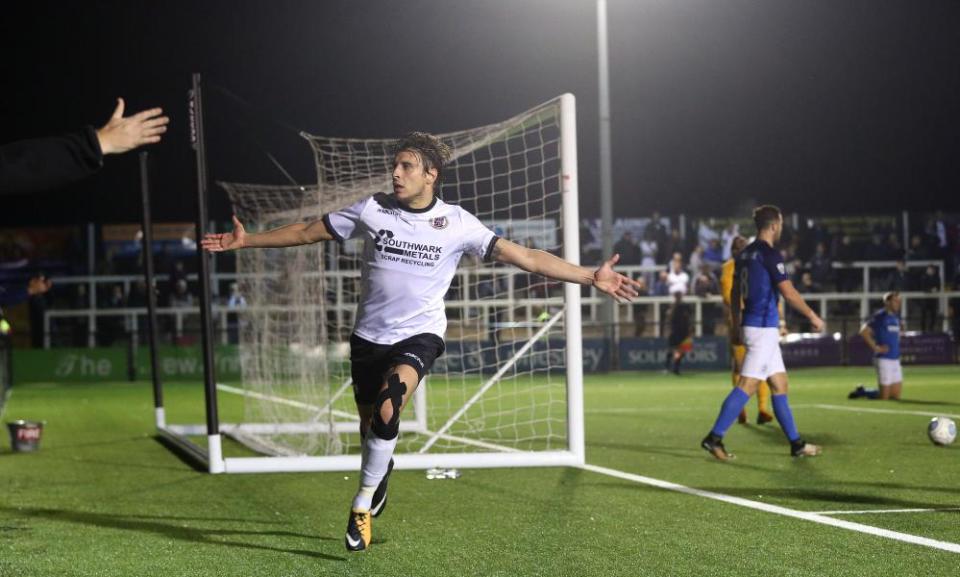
[928,417,957,446]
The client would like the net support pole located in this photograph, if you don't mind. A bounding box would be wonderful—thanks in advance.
[139,152,165,428]
[560,92,585,465]
[190,72,224,473]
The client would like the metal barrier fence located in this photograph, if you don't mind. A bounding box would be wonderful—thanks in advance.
[27,261,955,349]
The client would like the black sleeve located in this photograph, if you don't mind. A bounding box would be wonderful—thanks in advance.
[0,126,104,195]
[483,236,500,263]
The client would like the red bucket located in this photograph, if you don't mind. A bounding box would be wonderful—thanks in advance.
[7,420,44,452]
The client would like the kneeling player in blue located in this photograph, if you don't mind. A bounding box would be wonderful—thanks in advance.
[701,205,824,460]
[849,292,903,400]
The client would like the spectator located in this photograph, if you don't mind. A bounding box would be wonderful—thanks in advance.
[648,212,669,262]
[99,284,127,346]
[667,257,690,296]
[703,239,723,269]
[613,232,640,266]
[225,282,247,344]
[168,260,188,291]
[653,270,670,296]
[886,259,910,292]
[661,229,684,265]
[835,235,859,293]
[126,279,151,343]
[69,283,91,346]
[688,245,704,277]
[169,279,194,308]
[720,223,740,261]
[864,234,886,261]
[693,266,719,297]
[885,233,904,261]
[908,234,933,261]
[694,266,720,334]
[639,228,658,286]
[797,271,821,294]
[917,265,941,332]
[808,242,833,288]
[632,276,651,336]
[227,282,247,308]
[104,284,126,308]
[127,280,148,307]
[70,283,88,308]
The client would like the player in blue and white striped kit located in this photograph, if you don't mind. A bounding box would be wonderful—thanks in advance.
[849,292,903,400]
[701,205,824,460]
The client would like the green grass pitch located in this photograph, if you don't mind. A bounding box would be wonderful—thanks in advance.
[1,366,958,576]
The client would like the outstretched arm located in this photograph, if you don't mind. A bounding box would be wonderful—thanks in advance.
[96,98,169,155]
[201,215,334,252]
[490,238,641,303]
[778,280,824,332]
[1,98,169,195]
[0,275,52,307]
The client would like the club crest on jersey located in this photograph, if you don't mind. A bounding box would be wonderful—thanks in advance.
[374,229,394,251]
[777,263,786,275]
[430,216,448,230]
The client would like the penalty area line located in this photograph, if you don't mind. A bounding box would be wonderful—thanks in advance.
[580,463,960,554]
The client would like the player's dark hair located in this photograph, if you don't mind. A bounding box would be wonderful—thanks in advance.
[883,291,899,303]
[394,132,451,187]
[752,205,782,231]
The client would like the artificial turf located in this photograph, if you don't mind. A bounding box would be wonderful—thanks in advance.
[0,366,957,576]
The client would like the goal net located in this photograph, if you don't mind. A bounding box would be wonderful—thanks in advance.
[207,94,583,472]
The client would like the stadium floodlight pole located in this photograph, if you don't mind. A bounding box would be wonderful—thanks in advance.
[139,152,164,428]
[189,72,224,473]
[597,0,615,346]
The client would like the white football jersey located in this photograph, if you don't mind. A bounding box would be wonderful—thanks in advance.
[323,193,498,345]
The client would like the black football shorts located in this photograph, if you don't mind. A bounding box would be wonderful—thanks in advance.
[349,332,446,404]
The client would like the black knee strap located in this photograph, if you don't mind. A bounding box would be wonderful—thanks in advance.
[371,373,407,440]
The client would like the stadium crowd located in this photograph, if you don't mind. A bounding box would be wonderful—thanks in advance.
[2,211,960,347]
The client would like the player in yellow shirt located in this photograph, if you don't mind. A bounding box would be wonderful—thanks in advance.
[720,236,774,424]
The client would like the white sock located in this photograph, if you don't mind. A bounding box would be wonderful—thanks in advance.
[352,486,376,511]
[352,434,397,510]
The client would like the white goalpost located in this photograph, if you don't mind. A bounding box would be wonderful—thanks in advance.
[158,92,583,474]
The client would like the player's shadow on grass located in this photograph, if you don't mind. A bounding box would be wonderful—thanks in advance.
[3,506,346,562]
[698,487,957,512]
[589,440,708,461]
[894,398,960,407]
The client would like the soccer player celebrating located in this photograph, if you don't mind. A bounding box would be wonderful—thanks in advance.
[849,291,903,400]
[719,235,773,425]
[701,206,824,460]
[202,132,641,552]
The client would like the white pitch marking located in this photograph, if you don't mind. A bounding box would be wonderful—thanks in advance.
[795,403,960,420]
[812,508,960,516]
[581,463,960,554]
[585,407,710,415]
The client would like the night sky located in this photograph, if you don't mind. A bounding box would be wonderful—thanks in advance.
[2,0,958,227]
